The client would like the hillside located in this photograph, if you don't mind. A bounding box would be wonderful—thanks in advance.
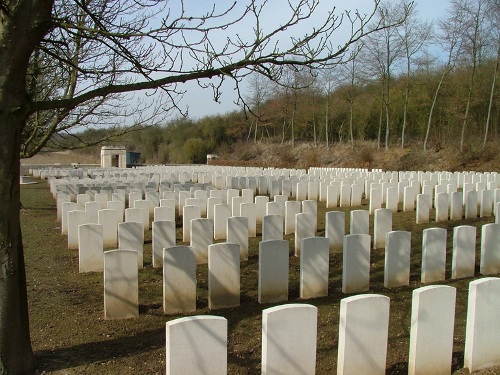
[21,140,500,173]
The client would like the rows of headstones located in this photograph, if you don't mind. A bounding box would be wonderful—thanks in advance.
[167,278,500,374]
[31,164,500,374]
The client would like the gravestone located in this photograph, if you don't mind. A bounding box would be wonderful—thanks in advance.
[78,223,104,273]
[480,223,500,275]
[340,184,351,207]
[295,213,315,257]
[207,197,222,221]
[421,227,447,283]
[98,209,120,248]
[373,208,392,250]
[337,294,390,375]
[300,237,329,299]
[118,221,144,268]
[450,191,463,220]
[152,220,176,268]
[326,184,339,208]
[133,200,151,230]
[369,188,382,215]
[85,201,101,224]
[480,189,493,217]
[154,206,174,222]
[182,205,201,242]
[125,207,148,232]
[285,201,301,235]
[464,278,500,373]
[408,285,456,375]
[435,192,449,222]
[416,194,431,224]
[342,234,371,293]
[384,231,411,288]
[240,202,257,237]
[166,316,227,375]
[262,214,283,242]
[208,243,240,310]
[189,218,213,264]
[103,249,138,319]
[258,240,289,304]
[465,190,478,219]
[255,195,270,224]
[227,216,249,261]
[350,210,369,235]
[61,201,81,235]
[214,204,231,240]
[163,246,196,314]
[261,304,317,375]
[452,225,476,279]
[385,186,398,213]
[326,211,345,253]
[67,210,88,249]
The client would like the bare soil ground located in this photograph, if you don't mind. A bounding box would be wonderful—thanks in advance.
[21,176,500,374]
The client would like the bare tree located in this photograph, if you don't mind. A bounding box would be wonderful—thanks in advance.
[397,1,432,148]
[0,0,404,372]
[423,12,460,151]
[449,0,489,151]
[482,0,500,149]
[364,0,411,150]
[245,72,271,143]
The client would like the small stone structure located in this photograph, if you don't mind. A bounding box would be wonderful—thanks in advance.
[101,146,126,168]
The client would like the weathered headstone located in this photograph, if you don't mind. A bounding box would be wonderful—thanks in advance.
[262,214,283,242]
[480,223,500,275]
[326,211,345,253]
[78,223,104,273]
[118,221,144,268]
[227,216,249,261]
[373,208,392,250]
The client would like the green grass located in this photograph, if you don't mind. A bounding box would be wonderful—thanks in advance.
[21,180,498,374]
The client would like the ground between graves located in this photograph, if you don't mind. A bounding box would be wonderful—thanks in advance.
[21,180,500,374]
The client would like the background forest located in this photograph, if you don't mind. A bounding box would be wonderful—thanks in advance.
[46,0,500,167]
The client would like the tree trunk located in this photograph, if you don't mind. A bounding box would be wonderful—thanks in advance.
[0,1,54,372]
[424,68,448,151]
[482,42,500,150]
[0,112,34,375]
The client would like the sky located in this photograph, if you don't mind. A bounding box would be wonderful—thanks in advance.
[161,0,452,120]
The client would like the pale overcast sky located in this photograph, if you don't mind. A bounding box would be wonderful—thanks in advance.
[167,0,451,120]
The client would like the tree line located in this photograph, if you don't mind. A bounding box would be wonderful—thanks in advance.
[55,0,500,164]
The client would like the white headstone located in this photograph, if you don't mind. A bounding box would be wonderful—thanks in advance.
[163,246,196,314]
[337,294,390,375]
[373,208,392,250]
[326,211,345,253]
[166,316,227,375]
[227,216,249,261]
[480,223,500,275]
[258,240,289,304]
[384,231,411,288]
[182,205,201,242]
[98,209,120,248]
[342,234,371,293]
[103,249,138,319]
[68,210,89,249]
[262,214,283,242]
[118,221,144,268]
[214,204,231,240]
[464,277,500,373]
[300,237,329,299]
[208,243,240,310]
[350,210,369,235]
[262,304,317,375]
[421,227,447,283]
[452,225,476,279]
[295,213,315,257]
[78,223,104,273]
[408,285,456,375]
[152,220,176,268]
